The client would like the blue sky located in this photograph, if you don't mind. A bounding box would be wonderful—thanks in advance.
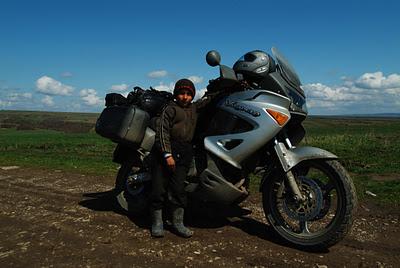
[1,0,399,115]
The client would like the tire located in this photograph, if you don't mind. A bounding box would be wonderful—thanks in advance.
[115,163,150,215]
[262,159,357,249]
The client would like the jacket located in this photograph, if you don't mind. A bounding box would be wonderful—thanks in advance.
[153,95,214,156]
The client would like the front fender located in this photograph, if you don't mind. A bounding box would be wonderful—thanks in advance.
[274,143,338,172]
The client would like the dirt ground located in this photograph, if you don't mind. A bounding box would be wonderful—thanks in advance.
[0,166,399,268]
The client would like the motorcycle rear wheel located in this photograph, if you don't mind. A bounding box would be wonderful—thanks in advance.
[262,159,357,249]
[115,163,149,215]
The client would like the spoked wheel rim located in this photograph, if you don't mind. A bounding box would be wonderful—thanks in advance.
[266,160,346,240]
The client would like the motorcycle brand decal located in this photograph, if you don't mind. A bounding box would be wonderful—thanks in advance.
[224,100,260,117]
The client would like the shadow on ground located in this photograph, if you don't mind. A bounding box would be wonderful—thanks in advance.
[79,190,149,229]
[79,190,329,253]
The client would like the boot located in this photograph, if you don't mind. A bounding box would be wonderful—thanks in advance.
[172,207,193,238]
[151,209,164,238]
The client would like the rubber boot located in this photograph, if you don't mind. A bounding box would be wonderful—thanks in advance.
[172,207,193,238]
[151,209,164,238]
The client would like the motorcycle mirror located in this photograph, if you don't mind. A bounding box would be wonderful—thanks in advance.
[206,50,221,67]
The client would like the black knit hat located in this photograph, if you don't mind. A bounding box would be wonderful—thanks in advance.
[174,78,196,98]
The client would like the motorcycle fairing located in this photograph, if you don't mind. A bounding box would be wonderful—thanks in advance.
[191,153,247,204]
[204,90,291,169]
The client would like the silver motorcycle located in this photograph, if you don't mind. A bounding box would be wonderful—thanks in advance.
[98,47,357,249]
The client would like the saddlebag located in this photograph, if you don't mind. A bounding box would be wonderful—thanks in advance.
[95,105,150,147]
[105,93,128,107]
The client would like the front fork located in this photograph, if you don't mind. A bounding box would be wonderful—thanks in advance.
[274,137,305,202]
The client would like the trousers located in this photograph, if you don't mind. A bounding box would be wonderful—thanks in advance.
[150,141,193,210]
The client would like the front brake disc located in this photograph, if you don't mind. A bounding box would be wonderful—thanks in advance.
[282,176,324,221]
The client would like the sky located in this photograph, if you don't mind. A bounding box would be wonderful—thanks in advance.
[0,0,399,115]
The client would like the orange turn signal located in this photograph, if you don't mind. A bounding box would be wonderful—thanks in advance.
[266,109,289,126]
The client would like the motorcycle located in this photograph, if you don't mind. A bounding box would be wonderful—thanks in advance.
[95,47,357,249]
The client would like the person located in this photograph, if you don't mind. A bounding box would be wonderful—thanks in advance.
[149,78,213,238]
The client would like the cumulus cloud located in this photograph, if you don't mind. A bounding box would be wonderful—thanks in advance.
[110,84,129,92]
[304,83,366,102]
[355,72,400,89]
[41,95,54,106]
[303,71,400,114]
[188,76,204,84]
[80,88,103,106]
[36,76,74,95]
[148,70,168,78]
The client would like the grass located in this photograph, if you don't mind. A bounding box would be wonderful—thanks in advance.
[355,175,400,204]
[1,111,399,205]
[303,118,400,171]
[0,128,118,175]
[302,117,400,204]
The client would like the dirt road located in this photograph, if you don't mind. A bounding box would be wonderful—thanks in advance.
[0,167,399,267]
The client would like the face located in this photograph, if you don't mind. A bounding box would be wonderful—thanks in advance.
[175,89,193,107]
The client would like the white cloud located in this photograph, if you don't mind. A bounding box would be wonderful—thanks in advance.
[0,100,12,108]
[80,88,96,97]
[110,84,129,92]
[41,95,54,106]
[36,76,74,95]
[188,76,204,84]
[148,70,168,78]
[303,71,400,114]
[304,83,366,102]
[307,99,337,109]
[0,91,34,109]
[355,72,400,89]
[80,88,103,106]
[385,88,400,95]
[194,87,207,100]
[7,92,33,101]
[153,82,174,93]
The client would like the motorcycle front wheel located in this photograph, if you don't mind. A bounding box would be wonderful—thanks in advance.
[262,159,357,249]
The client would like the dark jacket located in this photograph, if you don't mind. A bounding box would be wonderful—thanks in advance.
[152,95,214,156]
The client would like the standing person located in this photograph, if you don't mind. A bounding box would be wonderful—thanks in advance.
[150,78,211,238]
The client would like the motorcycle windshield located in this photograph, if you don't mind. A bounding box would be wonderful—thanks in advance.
[271,47,301,88]
[271,47,307,114]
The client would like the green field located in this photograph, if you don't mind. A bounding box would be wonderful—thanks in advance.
[1,110,399,204]
[302,117,400,204]
[0,110,117,174]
